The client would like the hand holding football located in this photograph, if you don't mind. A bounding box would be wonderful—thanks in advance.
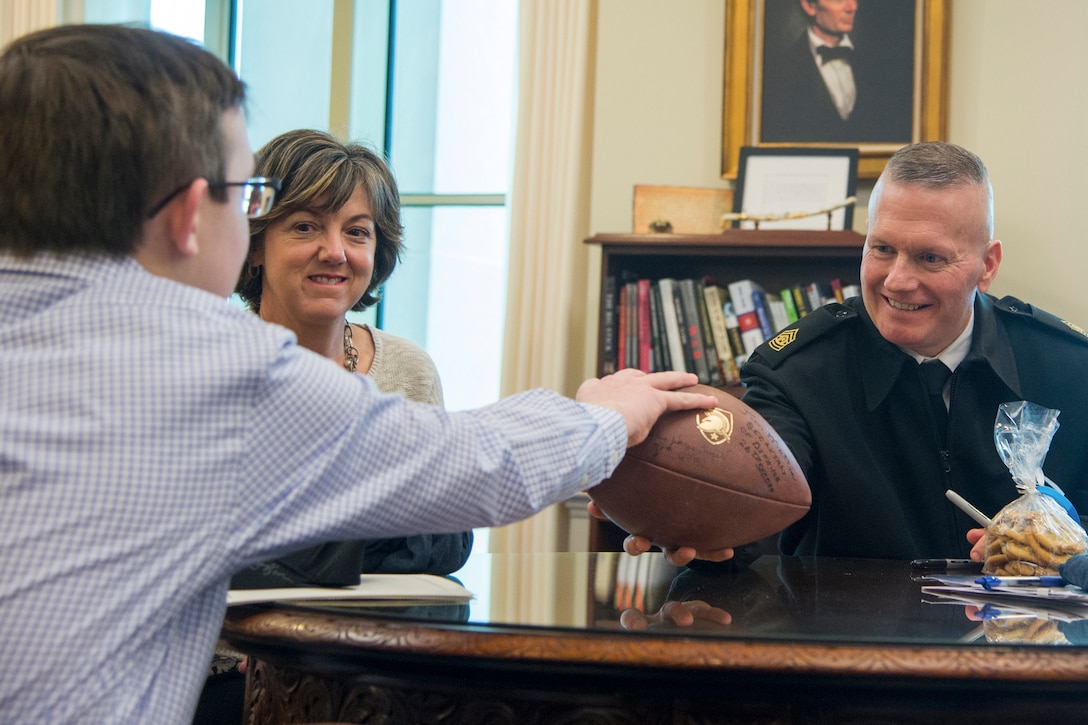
[589,385,810,551]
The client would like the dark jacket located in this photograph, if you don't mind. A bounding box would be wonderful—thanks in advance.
[760,32,913,144]
[231,532,474,589]
[740,292,1088,559]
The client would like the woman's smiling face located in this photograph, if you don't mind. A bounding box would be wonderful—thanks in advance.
[253,185,377,327]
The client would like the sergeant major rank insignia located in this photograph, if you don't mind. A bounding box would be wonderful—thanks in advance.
[768,329,797,351]
[695,407,732,445]
[1062,319,1088,338]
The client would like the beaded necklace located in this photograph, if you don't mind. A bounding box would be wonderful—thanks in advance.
[343,322,359,372]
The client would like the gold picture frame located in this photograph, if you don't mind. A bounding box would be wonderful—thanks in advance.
[722,0,949,179]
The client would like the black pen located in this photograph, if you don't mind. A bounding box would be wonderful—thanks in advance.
[909,558,981,570]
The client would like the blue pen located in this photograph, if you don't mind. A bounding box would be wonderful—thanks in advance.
[976,575,1065,590]
[975,603,1044,621]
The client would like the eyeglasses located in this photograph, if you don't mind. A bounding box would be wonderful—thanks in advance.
[219,177,281,218]
[147,177,281,219]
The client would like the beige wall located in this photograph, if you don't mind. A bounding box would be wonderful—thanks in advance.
[584,0,1088,378]
[948,0,1088,323]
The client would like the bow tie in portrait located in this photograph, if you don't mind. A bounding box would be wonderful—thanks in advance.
[816,45,853,63]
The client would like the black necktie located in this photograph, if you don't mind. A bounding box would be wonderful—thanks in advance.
[816,45,853,64]
[920,360,952,443]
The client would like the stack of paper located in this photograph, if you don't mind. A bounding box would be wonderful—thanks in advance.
[919,574,1088,622]
[227,573,474,607]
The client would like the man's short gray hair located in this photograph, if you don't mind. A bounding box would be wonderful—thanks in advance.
[871,141,994,240]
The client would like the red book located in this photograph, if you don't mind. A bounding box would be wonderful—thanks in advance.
[736,310,761,332]
[637,279,652,372]
[617,284,628,370]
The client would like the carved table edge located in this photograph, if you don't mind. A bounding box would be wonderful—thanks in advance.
[221,605,1088,683]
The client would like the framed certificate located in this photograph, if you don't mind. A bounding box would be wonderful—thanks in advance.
[731,146,858,230]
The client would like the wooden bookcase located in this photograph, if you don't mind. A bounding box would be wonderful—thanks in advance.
[583,229,865,551]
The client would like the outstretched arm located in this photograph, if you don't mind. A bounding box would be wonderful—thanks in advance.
[575,369,717,447]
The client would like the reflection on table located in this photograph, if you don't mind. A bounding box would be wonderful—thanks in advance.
[222,553,1088,724]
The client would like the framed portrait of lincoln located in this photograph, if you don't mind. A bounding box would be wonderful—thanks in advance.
[721,0,948,179]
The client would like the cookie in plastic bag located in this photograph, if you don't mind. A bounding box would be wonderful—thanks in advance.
[982,401,1086,576]
[984,617,1070,645]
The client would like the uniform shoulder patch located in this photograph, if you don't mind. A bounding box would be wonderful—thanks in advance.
[994,295,1088,344]
[753,302,856,368]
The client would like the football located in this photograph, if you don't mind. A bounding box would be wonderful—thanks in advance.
[589,384,810,551]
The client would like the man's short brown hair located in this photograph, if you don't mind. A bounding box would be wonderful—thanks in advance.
[0,24,246,257]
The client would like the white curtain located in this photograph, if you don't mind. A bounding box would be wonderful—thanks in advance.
[0,0,59,47]
[490,0,598,555]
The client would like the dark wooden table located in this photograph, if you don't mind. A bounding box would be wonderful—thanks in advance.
[221,553,1088,724]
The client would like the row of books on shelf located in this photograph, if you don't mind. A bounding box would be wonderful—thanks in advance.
[601,274,860,385]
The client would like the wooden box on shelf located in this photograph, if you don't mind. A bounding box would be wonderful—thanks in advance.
[583,229,865,552]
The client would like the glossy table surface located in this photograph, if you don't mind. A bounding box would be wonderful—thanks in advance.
[221,553,1088,724]
[222,552,1088,680]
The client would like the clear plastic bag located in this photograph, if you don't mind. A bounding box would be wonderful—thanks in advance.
[982,401,1086,576]
[984,617,1070,644]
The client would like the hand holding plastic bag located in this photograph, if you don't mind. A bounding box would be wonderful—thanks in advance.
[983,401,1086,576]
